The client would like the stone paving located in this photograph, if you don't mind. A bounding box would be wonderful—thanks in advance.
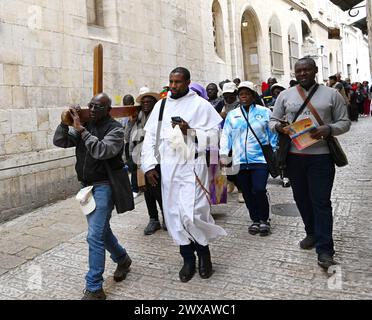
[0,118,372,300]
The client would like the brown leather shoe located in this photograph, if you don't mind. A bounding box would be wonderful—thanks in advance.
[81,288,106,300]
[113,254,132,282]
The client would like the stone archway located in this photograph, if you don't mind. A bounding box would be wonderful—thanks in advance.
[241,9,261,83]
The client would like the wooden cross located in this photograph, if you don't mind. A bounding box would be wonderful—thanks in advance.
[62,44,137,125]
[93,44,103,96]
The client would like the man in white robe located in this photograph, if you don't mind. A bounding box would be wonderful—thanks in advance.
[141,67,227,282]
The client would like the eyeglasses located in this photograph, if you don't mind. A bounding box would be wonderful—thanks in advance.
[88,102,107,111]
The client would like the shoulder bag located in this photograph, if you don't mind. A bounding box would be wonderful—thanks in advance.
[240,106,279,178]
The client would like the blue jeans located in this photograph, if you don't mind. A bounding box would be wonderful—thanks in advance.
[236,166,270,223]
[85,184,127,292]
[287,154,335,256]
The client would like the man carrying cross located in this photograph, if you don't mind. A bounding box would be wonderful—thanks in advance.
[53,93,132,300]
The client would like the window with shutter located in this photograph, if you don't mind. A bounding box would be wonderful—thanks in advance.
[269,16,284,74]
[87,0,104,27]
[212,0,225,60]
[288,25,299,73]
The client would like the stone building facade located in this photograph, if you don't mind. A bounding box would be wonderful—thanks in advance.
[0,0,369,221]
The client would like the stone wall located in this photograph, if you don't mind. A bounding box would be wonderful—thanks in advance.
[0,148,79,222]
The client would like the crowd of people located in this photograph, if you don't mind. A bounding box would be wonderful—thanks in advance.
[54,57,364,299]
[325,74,371,121]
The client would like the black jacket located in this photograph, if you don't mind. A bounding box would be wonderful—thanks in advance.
[53,116,124,185]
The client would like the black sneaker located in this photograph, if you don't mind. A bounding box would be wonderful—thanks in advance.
[113,254,132,282]
[248,222,260,235]
[318,253,337,270]
[259,221,271,237]
[144,219,161,235]
[81,288,106,300]
[299,235,316,250]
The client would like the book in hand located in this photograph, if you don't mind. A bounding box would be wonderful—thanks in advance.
[285,117,318,150]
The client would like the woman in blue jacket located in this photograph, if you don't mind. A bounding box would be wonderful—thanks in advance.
[220,81,277,236]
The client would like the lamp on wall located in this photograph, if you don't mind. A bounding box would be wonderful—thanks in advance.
[320,44,324,55]
[242,21,248,28]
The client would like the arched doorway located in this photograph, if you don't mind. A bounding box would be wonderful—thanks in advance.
[241,9,260,84]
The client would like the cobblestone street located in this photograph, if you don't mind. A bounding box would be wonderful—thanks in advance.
[0,118,371,300]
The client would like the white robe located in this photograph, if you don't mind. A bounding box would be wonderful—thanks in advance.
[141,90,227,246]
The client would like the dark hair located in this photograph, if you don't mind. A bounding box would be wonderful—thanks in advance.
[296,57,317,68]
[329,75,337,81]
[123,94,134,105]
[289,80,299,87]
[170,67,191,81]
[219,79,231,90]
[207,83,218,89]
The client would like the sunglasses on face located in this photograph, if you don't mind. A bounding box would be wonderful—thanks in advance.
[88,102,107,111]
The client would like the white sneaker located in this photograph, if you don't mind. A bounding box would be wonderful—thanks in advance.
[238,192,245,203]
[132,192,139,198]
[227,181,235,193]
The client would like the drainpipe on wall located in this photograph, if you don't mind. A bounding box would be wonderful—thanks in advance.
[367,0,372,79]
[227,0,237,78]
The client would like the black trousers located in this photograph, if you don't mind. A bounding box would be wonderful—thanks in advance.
[180,242,210,264]
[236,168,270,223]
[286,154,335,256]
[144,165,163,220]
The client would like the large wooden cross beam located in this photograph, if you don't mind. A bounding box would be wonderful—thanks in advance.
[62,44,137,125]
[93,44,103,96]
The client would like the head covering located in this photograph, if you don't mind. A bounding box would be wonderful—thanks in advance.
[222,82,237,94]
[270,83,286,93]
[238,81,256,92]
[160,86,170,99]
[189,83,209,100]
[136,87,160,103]
[75,186,96,216]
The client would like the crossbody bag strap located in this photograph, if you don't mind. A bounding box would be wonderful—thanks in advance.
[296,86,325,126]
[240,105,265,149]
[293,84,319,123]
[155,98,167,162]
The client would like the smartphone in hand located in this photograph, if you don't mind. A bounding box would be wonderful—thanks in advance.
[171,116,183,123]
